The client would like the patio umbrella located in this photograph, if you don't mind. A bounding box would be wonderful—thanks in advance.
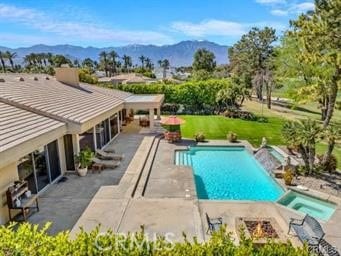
[160,116,185,125]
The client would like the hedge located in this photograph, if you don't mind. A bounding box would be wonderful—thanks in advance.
[116,79,232,114]
[0,223,310,256]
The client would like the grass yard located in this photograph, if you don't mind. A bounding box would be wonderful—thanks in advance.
[181,115,285,146]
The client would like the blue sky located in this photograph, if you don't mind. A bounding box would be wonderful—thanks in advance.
[0,0,314,48]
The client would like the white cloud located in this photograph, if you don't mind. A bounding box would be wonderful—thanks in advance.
[0,3,174,45]
[171,20,246,37]
[294,2,315,12]
[171,19,287,37]
[254,0,315,16]
[256,0,286,4]
[270,9,288,16]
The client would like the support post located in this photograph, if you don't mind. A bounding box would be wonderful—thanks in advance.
[156,107,161,120]
[149,108,154,130]
[108,118,112,140]
[117,113,120,134]
[93,126,97,150]
[72,134,80,155]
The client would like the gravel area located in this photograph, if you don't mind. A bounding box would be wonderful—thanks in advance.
[292,174,340,197]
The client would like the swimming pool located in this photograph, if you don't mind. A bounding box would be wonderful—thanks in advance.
[277,191,336,221]
[175,146,284,201]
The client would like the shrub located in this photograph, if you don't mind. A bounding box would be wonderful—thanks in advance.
[79,68,98,84]
[228,132,238,142]
[195,132,205,142]
[283,169,294,185]
[317,154,338,173]
[161,103,180,114]
[0,223,309,256]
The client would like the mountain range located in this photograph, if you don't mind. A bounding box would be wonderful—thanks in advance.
[0,40,228,67]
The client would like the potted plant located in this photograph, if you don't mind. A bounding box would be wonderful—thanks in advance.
[195,132,205,142]
[228,132,238,143]
[283,169,294,186]
[74,147,94,177]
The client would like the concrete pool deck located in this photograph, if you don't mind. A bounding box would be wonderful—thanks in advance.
[61,137,340,252]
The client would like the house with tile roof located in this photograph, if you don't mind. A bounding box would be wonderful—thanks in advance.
[0,67,163,224]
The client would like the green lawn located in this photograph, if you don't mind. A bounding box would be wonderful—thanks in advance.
[181,115,285,146]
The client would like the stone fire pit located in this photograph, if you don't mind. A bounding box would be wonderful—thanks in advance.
[235,217,287,245]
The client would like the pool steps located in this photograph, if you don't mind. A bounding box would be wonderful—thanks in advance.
[175,150,192,166]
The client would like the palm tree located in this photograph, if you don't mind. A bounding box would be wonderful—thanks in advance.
[160,59,170,79]
[139,55,146,68]
[5,51,16,71]
[0,51,6,72]
[47,52,54,66]
[99,51,109,77]
[282,119,321,174]
[122,55,132,72]
[109,50,119,75]
[145,57,153,70]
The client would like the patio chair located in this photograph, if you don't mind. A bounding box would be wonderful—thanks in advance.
[288,214,325,248]
[205,213,223,234]
[96,149,124,161]
[92,157,120,169]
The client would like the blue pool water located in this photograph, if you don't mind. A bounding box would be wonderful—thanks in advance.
[175,146,284,201]
[277,191,336,221]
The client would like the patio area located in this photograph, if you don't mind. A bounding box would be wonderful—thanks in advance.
[24,131,341,254]
[28,133,144,234]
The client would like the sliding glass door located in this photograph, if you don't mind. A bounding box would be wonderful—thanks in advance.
[110,114,119,139]
[33,146,50,192]
[17,140,61,193]
[48,140,61,181]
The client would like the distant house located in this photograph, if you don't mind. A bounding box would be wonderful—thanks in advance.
[154,67,176,80]
[0,68,164,224]
[98,73,156,85]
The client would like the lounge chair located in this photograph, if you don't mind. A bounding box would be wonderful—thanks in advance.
[92,157,120,169]
[288,214,325,248]
[205,213,223,234]
[96,149,124,161]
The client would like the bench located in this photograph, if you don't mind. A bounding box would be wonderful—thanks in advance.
[288,214,325,247]
[6,181,39,221]
[205,213,223,234]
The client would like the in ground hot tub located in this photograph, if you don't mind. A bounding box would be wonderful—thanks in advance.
[277,190,337,221]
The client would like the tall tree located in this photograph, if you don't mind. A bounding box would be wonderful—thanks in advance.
[5,51,16,70]
[82,58,95,72]
[282,120,322,174]
[228,27,277,108]
[51,54,72,67]
[159,59,170,79]
[321,125,341,168]
[0,51,6,72]
[145,57,153,70]
[139,55,146,68]
[99,51,109,77]
[287,0,340,127]
[122,55,132,72]
[192,48,216,73]
[109,50,119,75]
